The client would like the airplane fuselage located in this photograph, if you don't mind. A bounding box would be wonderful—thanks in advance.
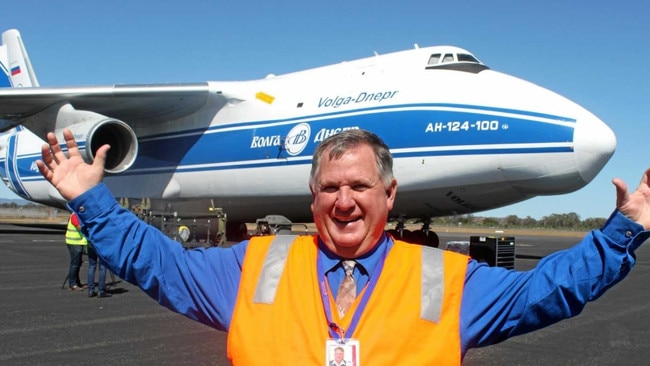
[0,40,616,225]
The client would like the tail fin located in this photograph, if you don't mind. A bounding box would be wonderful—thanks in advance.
[0,29,39,88]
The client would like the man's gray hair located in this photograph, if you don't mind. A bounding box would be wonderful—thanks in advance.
[309,129,394,189]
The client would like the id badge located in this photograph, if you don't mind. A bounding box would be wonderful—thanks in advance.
[325,338,360,366]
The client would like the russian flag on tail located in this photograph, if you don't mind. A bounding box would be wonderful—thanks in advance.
[10,65,21,76]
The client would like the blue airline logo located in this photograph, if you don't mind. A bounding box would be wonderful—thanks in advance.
[250,124,360,155]
[284,123,310,156]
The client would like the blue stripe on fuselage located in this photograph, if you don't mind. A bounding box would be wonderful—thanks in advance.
[140,102,576,142]
[5,132,30,197]
[0,61,11,87]
[130,105,574,173]
[6,104,575,180]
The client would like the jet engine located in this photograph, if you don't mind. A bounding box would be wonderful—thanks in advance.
[53,105,138,174]
[58,119,138,174]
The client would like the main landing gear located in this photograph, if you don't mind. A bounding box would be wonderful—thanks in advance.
[386,217,439,248]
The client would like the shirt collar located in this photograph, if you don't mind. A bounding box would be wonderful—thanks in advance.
[318,232,393,276]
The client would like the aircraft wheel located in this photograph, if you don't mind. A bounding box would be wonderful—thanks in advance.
[420,230,439,248]
[388,229,439,247]
[386,229,400,240]
[226,222,248,242]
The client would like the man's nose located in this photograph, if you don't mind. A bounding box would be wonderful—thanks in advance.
[335,187,355,210]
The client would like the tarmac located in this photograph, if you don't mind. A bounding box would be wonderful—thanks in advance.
[1,223,649,365]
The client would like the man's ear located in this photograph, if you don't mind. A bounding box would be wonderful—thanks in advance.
[309,183,317,198]
[386,179,397,206]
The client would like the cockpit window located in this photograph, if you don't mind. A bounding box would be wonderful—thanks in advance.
[425,50,489,73]
[428,54,441,65]
[458,53,480,63]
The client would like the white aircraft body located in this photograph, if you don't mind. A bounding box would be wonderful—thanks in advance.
[0,29,615,241]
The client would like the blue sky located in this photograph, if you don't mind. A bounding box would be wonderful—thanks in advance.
[1,0,648,220]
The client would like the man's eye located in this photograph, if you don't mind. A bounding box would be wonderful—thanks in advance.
[352,184,369,191]
[321,186,338,193]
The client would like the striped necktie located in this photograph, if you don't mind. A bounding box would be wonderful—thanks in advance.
[335,260,357,317]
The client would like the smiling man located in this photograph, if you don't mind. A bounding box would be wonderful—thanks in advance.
[37,128,650,365]
[309,132,397,258]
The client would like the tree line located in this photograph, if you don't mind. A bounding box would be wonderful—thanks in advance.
[1,202,606,231]
[0,202,44,209]
[429,212,607,231]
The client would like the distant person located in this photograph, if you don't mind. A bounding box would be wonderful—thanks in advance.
[64,212,87,290]
[86,242,112,298]
[38,128,650,364]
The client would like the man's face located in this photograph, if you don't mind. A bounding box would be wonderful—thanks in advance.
[334,348,344,362]
[311,144,397,258]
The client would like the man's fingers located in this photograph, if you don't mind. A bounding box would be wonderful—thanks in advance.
[612,177,628,210]
[62,128,81,157]
[45,131,67,163]
[92,144,111,170]
[35,159,54,181]
[40,143,57,169]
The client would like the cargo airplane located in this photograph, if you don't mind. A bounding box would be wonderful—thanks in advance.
[0,29,616,244]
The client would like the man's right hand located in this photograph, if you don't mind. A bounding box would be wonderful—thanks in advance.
[36,128,110,201]
[613,168,650,231]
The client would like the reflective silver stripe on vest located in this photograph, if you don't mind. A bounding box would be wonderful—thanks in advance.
[421,246,444,323]
[252,236,445,324]
[253,235,297,304]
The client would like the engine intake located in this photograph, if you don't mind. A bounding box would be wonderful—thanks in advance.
[57,118,138,174]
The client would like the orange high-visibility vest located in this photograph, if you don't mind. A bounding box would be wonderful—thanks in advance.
[228,235,469,365]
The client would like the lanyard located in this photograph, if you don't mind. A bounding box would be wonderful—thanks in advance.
[317,243,388,339]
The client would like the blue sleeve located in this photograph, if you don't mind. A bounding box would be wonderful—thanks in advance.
[460,210,650,354]
[68,183,247,331]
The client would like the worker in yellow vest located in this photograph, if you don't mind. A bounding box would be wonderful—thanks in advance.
[64,212,87,290]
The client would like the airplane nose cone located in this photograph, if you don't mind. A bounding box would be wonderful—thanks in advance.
[572,110,616,183]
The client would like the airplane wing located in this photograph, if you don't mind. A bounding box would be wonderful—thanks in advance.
[0,82,216,128]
